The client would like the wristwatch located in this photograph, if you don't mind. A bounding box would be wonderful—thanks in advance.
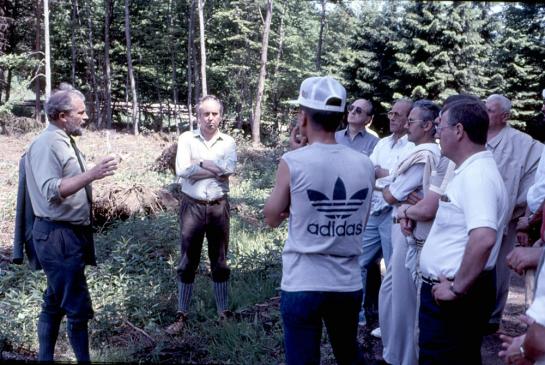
[449,282,465,297]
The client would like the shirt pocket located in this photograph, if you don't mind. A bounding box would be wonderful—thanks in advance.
[434,199,462,228]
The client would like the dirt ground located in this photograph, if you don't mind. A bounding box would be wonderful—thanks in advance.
[0,130,531,364]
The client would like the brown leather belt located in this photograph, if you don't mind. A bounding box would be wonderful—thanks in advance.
[182,193,226,205]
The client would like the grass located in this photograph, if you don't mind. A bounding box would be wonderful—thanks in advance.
[0,131,289,364]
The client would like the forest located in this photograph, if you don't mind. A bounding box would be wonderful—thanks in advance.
[0,1,544,363]
[1,1,544,141]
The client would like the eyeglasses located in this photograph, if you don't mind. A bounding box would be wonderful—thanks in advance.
[387,111,403,119]
[407,118,426,126]
[435,124,454,134]
[348,104,366,115]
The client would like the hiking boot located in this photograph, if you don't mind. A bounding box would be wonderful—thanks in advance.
[165,312,187,335]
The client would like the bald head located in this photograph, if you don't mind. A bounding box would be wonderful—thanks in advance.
[347,98,373,127]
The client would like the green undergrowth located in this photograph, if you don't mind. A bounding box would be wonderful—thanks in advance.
[0,143,288,364]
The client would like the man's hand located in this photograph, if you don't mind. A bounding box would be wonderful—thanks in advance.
[397,204,414,236]
[498,334,531,365]
[404,191,422,205]
[506,246,542,275]
[374,165,389,179]
[516,216,530,246]
[516,216,530,232]
[289,126,308,150]
[399,218,414,236]
[431,276,457,302]
[89,156,118,181]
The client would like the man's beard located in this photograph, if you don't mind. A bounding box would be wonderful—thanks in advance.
[65,120,83,136]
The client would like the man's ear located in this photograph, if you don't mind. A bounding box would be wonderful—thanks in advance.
[454,123,464,141]
[366,115,374,126]
[423,120,434,133]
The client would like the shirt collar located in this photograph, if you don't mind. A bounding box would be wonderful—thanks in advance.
[343,127,367,138]
[47,122,70,140]
[454,150,493,175]
[194,128,224,144]
[486,125,509,150]
[388,133,408,148]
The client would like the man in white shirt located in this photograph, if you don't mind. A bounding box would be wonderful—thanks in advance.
[358,99,414,327]
[419,99,508,364]
[378,100,441,365]
[166,95,237,334]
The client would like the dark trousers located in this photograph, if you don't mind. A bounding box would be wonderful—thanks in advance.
[177,195,230,283]
[33,218,94,361]
[280,290,364,365]
[418,270,495,365]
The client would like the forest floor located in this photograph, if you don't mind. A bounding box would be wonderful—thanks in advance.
[0,128,527,365]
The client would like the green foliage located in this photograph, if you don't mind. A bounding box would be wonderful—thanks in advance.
[3,1,545,138]
[0,142,288,363]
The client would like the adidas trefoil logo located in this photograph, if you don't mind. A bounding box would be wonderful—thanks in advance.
[307,177,368,219]
[305,177,369,237]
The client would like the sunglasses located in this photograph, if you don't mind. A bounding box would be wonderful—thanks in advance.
[348,104,366,115]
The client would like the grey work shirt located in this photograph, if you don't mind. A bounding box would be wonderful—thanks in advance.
[175,128,237,201]
[335,128,379,156]
[486,125,543,221]
[25,124,91,225]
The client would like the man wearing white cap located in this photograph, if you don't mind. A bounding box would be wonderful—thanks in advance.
[264,76,374,365]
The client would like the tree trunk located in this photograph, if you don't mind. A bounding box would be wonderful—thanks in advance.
[34,0,41,122]
[103,0,112,128]
[70,0,78,85]
[193,36,201,105]
[83,0,100,128]
[272,6,284,129]
[5,67,11,101]
[124,0,138,135]
[316,0,326,71]
[252,0,273,146]
[186,0,196,131]
[168,0,181,134]
[197,0,207,96]
[44,0,51,98]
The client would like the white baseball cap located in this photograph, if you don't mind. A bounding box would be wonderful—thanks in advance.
[289,76,346,113]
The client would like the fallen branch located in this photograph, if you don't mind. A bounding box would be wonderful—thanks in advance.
[123,319,155,344]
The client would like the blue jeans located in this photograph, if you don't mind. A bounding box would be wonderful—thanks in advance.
[358,207,392,323]
[280,290,363,365]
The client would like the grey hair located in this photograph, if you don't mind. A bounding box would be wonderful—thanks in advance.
[486,94,511,113]
[413,99,440,123]
[45,83,85,121]
[394,98,414,116]
[196,94,224,116]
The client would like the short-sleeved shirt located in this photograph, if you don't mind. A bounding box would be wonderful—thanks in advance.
[428,156,455,196]
[175,129,237,201]
[420,151,509,279]
[527,147,545,213]
[335,128,379,156]
[25,124,90,225]
[486,125,543,220]
[369,134,415,214]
